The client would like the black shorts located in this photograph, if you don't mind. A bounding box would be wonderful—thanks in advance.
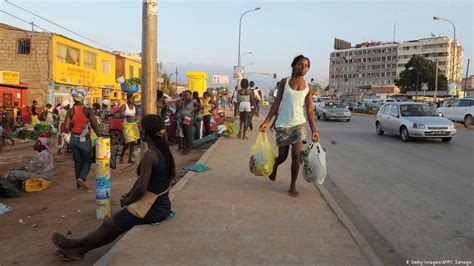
[113,204,171,231]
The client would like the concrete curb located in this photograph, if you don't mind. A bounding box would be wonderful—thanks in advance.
[169,137,224,201]
[95,137,225,266]
[315,183,384,266]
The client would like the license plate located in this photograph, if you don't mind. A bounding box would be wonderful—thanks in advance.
[432,131,444,134]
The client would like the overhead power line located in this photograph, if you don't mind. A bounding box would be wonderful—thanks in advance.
[4,0,115,51]
[0,9,51,33]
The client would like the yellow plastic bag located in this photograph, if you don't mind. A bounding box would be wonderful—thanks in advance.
[249,132,276,176]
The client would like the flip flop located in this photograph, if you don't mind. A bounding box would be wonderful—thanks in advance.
[55,249,83,261]
[55,250,73,261]
[51,232,65,250]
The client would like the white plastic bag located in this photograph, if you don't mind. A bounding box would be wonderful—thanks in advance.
[300,142,327,184]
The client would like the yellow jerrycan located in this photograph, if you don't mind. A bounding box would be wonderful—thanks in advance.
[24,178,51,192]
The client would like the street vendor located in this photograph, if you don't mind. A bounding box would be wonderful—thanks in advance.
[120,93,140,164]
[6,137,54,186]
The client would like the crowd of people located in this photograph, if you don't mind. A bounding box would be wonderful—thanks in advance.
[0,55,321,261]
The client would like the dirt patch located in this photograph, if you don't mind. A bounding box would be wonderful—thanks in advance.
[0,140,207,265]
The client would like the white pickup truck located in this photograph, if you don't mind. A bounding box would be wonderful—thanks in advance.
[437,98,474,127]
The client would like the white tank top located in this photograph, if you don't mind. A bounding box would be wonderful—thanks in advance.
[275,77,309,128]
[124,103,136,117]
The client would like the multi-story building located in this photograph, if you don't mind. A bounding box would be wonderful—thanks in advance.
[397,36,463,85]
[0,23,141,106]
[329,36,464,98]
[329,41,399,98]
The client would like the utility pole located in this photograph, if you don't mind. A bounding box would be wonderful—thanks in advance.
[141,0,158,116]
[434,59,439,103]
[415,72,419,100]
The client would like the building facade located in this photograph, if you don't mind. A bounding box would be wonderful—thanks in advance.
[0,23,141,106]
[0,23,52,105]
[397,37,463,84]
[329,41,399,98]
[328,36,464,99]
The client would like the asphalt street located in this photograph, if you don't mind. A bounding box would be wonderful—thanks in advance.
[313,113,473,261]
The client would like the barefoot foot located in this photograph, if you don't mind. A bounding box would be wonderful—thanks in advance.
[51,232,74,250]
[268,172,276,182]
[288,188,300,197]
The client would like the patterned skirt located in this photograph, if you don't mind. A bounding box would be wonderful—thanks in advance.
[275,123,307,147]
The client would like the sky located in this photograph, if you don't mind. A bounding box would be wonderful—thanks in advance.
[1,0,473,94]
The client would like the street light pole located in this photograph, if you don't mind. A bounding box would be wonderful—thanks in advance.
[237,7,261,67]
[240,51,253,65]
[433,16,456,84]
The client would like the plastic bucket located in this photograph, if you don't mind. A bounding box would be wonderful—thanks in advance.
[95,178,111,199]
[96,160,110,179]
[96,199,111,220]
[96,137,111,160]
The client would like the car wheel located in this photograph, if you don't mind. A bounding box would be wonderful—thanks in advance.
[464,115,472,127]
[317,113,320,120]
[376,122,384,135]
[323,113,327,121]
[441,137,452,142]
[400,126,410,142]
[110,130,125,146]
[346,118,351,122]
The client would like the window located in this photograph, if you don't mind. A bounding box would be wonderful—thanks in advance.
[449,100,461,107]
[17,39,31,54]
[129,65,134,78]
[102,59,110,73]
[389,105,399,116]
[57,43,80,65]
[84,51,96,69]
[460,100,471,107]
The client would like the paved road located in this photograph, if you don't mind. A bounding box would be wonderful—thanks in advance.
[314,114,473,261]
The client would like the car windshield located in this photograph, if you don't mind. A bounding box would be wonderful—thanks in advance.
[324,102,345,108]
[400,104,437,117]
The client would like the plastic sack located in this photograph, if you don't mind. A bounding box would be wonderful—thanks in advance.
[249,132,275,176]
[300,142,327,184]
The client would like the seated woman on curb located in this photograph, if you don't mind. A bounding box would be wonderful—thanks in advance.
[51,114,176,261]
[6,137,54,187]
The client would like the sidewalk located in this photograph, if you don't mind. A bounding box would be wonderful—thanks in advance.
[96,114,371,265]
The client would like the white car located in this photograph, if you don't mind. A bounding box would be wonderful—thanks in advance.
[437,98,474,127]
[376,102,456,142]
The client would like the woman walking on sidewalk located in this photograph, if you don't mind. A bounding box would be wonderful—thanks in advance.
[51,114,175,261]
[237,79,254,139]
[259,55,319,197]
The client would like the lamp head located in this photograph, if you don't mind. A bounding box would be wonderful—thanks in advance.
[433,16,441,20]
[255,7,261,10]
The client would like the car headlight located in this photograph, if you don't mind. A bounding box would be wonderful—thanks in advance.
[448,124,455,129]
[412,123,426,129]
[345,112,351,116]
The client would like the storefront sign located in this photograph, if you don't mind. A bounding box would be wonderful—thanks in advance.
[0,71,20,85]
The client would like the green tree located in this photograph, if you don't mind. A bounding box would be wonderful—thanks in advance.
[395,56,448,93]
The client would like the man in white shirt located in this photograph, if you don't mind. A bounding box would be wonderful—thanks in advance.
[231,86,239,117]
